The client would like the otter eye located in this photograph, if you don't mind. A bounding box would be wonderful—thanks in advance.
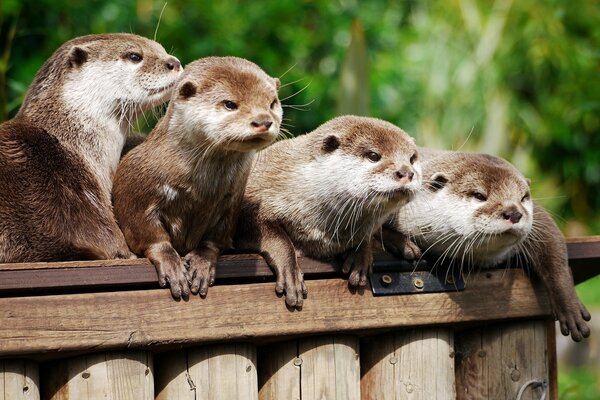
[127,53,143,63]
[410,153,418,164]
[270,99,278,109]
[521,193,530,202]
[223,100,238,111]
[471,191,487,202]
[366,151,381,162]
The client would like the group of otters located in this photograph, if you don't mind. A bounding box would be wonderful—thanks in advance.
[0,34,590,341]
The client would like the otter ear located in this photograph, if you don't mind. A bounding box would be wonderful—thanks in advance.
[273,78,281,90]
[525,178,531,187]
[179,81,197,98]
[322,135,340,153]
[426,173,448,192]
[68,46,88,67]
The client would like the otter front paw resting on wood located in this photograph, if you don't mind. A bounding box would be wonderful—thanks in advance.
[0,33,181,262]
[113,57,282,299]
[234,116,421,308]
[384,149,591,341]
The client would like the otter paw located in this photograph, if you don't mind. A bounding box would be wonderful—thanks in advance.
[185,252,216,297]
[275,267,307,308]
[156,260,190,300]
[555,300,591,342]
[402,239,422,260]
[343,250,373,287]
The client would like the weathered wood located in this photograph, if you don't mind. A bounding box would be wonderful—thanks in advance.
[155,344,257,400]
[258,336,360,400]
[0,270,551,357]
[454,320,551,400]
[566,236,600,284]
[0,359,39,400]
[1,235,598,293]
[360,329,455,400]
[41,351,153,400]
[258,341,300,400]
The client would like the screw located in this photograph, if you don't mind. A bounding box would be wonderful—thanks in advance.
[511,369,521,381]
[293,357,302,367]
[381,274,393,286]
[413,277,424,289]
[389,356,397,365]
[478,350,486,358]
[82,371,91,379]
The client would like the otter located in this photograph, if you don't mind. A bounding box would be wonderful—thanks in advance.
[113,57,282,300]
[0,33,181,263]
[384,149,591,341]
[234,116,421,308]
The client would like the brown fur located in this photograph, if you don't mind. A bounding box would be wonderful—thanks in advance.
[385,149,591,341]
[0,33,181,262]
[234,116,420,307]
[113,57,282,299]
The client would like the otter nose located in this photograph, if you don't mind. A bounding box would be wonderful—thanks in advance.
[395,167,414,184]
[502,210,523,224]
[166,58,181,71]
[251,120,273,133]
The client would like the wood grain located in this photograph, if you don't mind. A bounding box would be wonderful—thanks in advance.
[360,329,455,400]
[258,341,300,400]
[155,344,257,400]
[0,269,551,357]
[41,351,153,400]
[0,359,39,400]
[454,321,550,400]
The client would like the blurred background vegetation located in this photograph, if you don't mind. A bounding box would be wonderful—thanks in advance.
[1,0,599,397]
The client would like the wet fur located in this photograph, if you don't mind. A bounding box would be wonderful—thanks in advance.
[235,116,421,307]
[114,57,282,299]
[385,149,591,341]
[0,33,181,262]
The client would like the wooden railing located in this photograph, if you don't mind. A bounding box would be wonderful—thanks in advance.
[0,236,599,400]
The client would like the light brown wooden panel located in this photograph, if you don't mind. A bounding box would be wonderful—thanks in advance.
[454,320,551,400]
[258,335,360,400]
[41,351,153,400]
[0,359,39,400]
[361,329,455,400]
[155,343,257,400]
[0,269,551,357]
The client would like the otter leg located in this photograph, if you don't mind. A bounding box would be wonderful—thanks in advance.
[378,227,422,260]
[243,223,307,308]
[343,240,374,287]
[185,243,219,297]
[529,205,590,342]
[144,241,190,300]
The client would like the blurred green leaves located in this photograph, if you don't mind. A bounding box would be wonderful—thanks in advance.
[0,0,598,233]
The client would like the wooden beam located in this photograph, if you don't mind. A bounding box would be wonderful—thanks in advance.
[0,269,551,357]
[566,236,600,284]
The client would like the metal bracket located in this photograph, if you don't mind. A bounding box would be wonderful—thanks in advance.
[370,257,465,296]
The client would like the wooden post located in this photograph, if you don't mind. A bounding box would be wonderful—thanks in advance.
[41,351,153,400]
[360,328,455,400]
[0,359,39,400]
[258,335,360,400]
[454,320,551,400]
[155,343,258,400]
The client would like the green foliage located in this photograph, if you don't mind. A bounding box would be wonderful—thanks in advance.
[559,367,599,400]
[0,0,598,233]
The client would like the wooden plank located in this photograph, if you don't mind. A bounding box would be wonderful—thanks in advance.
[0,269,551,358]
[360,329,454,400]
[566,237,600,284]
[155,344,257,400]
[0,359,39,400]
[454,321,550,400]
[258,342,300,400]
[0,235,598,292]
[299,336,360,400]
[41,351,153,400]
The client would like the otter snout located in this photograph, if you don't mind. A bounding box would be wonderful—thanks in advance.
[165,57,181,72]
[502,207,523,224]
[394,165,415,184]
[251,120,273,133]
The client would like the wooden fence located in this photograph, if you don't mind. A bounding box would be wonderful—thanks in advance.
[0,237,598,400]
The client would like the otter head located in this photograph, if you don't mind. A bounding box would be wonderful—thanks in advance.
[21,33,182,123]
[317,116,421,209]
[172,57,282,152]
[424,153,533,263]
